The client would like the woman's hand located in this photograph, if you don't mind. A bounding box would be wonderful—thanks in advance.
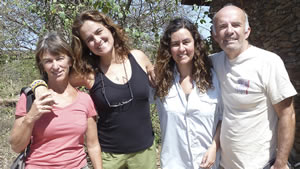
[199,144,217,169]
[26,91,55,123]
[146,65,156,88]
[9,91,55,153]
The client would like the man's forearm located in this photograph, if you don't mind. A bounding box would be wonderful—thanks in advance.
[274,98,296,168]
[276,112,295,165]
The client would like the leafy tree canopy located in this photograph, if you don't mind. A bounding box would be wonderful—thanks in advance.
[0,0,210,62]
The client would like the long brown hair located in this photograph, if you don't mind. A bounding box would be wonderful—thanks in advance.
[71,10,131,75]
[155,18,213,99]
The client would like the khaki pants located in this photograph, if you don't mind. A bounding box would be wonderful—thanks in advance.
[102,141,157,169]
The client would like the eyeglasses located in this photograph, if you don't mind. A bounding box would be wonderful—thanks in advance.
[100,73,133,108]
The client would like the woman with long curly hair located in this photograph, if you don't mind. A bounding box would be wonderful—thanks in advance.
[32,10,157,169]
[154,18,222,169]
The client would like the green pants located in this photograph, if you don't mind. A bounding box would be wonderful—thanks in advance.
[102,142,157,169]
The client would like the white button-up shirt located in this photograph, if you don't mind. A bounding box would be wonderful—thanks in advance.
[155,68,223,169]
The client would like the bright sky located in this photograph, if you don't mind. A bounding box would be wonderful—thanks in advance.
[184,5,212,39]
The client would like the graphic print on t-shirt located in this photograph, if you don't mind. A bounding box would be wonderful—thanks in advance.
[236,78,250,95]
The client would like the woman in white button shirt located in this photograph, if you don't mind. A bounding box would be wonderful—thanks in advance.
[154,18,223,169]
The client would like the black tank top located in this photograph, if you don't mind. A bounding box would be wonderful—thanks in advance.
[90,53,154,153]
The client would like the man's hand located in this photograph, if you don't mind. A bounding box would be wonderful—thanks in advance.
[270,162,289,169]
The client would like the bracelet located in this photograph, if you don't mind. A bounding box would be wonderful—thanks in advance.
[30,80,48,93]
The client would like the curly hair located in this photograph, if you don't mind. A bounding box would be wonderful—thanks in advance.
[155,18,213,99]
[35,31,74,82]
[71,10,131,75]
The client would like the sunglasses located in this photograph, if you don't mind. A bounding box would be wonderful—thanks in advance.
[100,73,133,107]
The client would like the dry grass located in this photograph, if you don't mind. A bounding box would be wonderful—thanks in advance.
[0,105,18,168]
[0,56,39,168]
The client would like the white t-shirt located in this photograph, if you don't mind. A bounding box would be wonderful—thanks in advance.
[155,67,223,169]
[210,46,297,169]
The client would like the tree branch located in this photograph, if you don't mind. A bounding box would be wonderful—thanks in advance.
[5,15,39,35]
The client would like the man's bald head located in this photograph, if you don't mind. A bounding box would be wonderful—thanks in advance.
[211,4,251,59]
[212,5,249,35]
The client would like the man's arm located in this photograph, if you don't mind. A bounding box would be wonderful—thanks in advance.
[272,97,295,169]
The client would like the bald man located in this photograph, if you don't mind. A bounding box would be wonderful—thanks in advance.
[210,4,297,169]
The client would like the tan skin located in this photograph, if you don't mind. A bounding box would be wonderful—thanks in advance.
[213,6,251,60]
[35,22,153,93]
[171,28,221,168]
[9,52,103,169]
[213,6,295,169]
[37,25,219,169]
[70,20,153,89]
[32,22,153,168]
[69,49,152,89]
[272,97,295,169]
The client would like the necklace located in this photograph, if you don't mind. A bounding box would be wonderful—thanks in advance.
[113,59,128,83]
[123,59,129,83]
[100,57,129,84]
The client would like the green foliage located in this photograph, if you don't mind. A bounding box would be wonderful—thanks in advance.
[0,54,39,98]
[150,104,161,145]
[24,1,88,38]
[2,0,212,61]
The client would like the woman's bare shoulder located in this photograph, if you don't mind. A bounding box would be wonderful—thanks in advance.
[70,71,95,89]
[130,49,152,70]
